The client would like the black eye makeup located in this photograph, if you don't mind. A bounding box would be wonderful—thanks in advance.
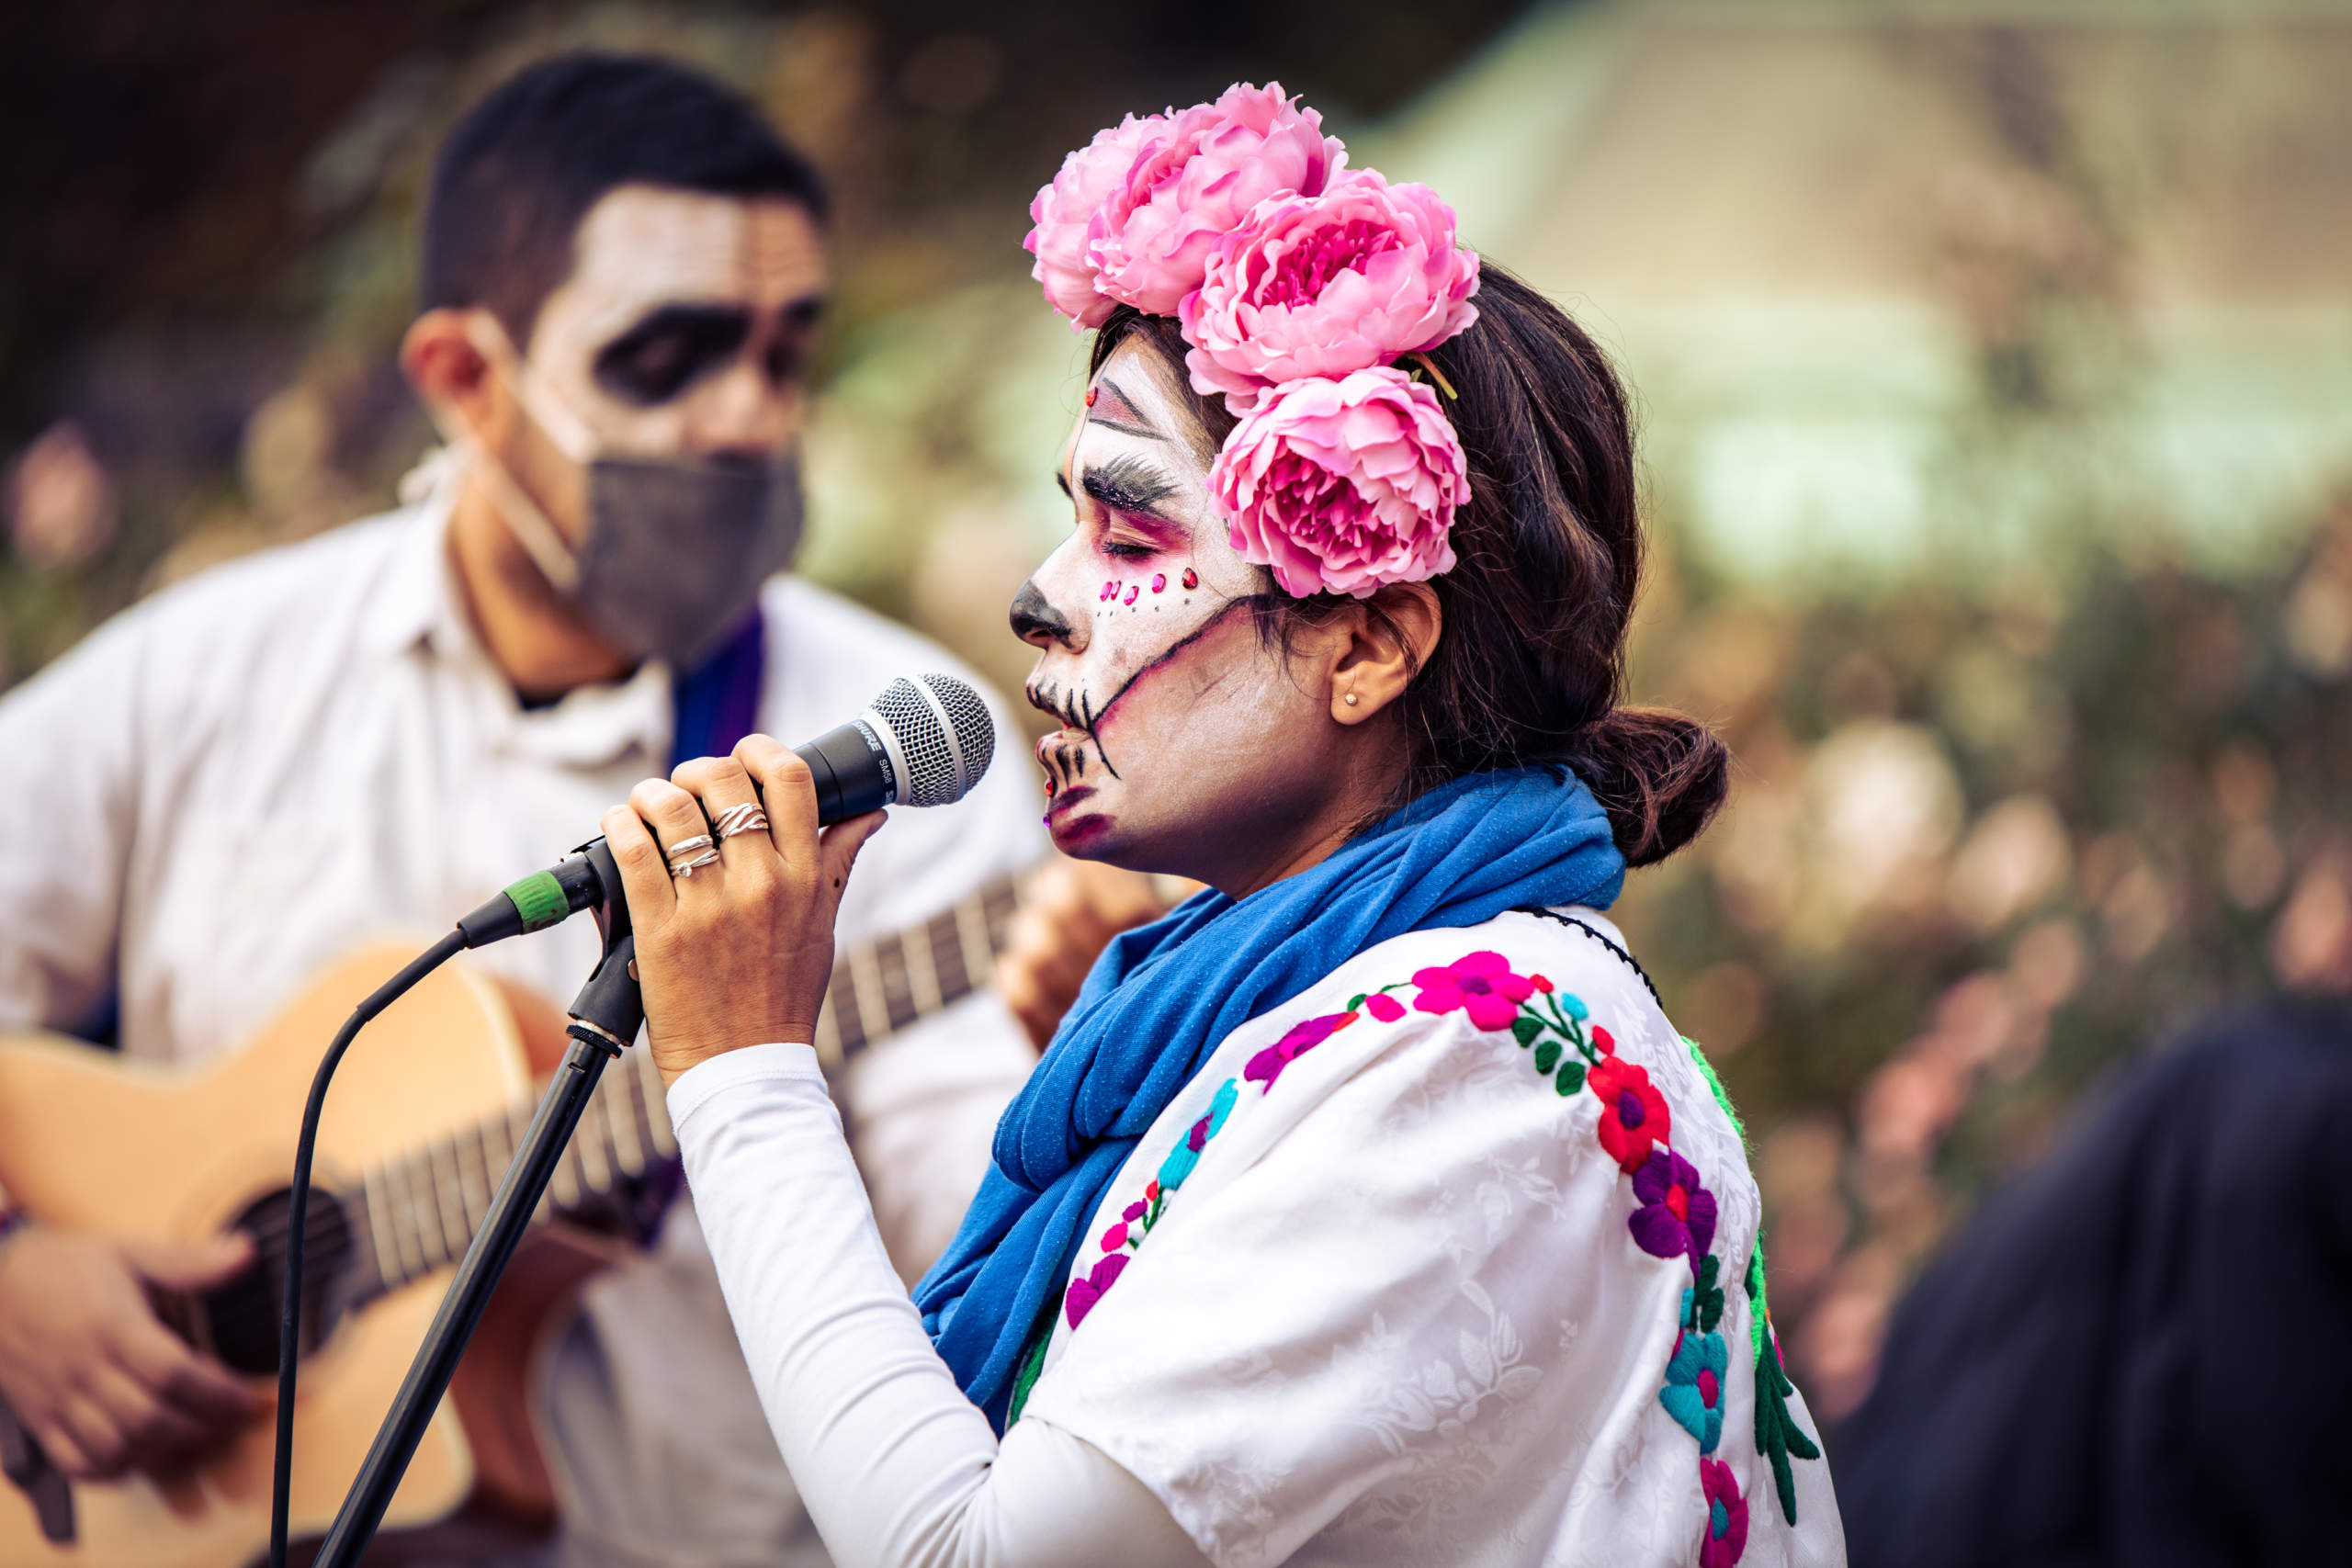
[1083,454,1182,520]
[594,305,752,406]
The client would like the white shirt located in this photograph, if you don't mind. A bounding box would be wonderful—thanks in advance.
[675,909,1847,1568]
[0,498,1050,1562]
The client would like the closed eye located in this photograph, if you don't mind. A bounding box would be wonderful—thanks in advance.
[1081,455,1182,521]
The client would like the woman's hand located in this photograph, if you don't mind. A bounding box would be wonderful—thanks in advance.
[602,734,886,1086]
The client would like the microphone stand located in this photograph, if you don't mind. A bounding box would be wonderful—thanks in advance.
[311,842,642,1568]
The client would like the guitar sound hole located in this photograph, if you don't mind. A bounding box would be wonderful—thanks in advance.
[194,1188,355,1375]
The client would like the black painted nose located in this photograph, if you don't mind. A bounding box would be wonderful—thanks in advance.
[1010,580,1073,648]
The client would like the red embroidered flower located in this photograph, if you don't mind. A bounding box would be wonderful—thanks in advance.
[1243,1009,1357,1089]
[1409,951,1536,1032]
[1591,1024,1615,1055]
[1588,1056,1669,1171]
[1699,1457,1749,1566]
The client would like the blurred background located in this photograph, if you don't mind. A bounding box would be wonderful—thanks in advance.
[4,0,2349,1437]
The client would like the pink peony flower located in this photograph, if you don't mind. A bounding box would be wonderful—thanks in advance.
[1091,82,1348,318]
[1024,112,1164,329]
[1209,367,1466,599]
[1182,171,1480,412]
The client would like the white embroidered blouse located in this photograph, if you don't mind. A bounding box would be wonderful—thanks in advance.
[673,908,1848,1568]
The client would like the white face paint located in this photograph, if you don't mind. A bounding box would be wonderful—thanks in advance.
[1013,338,1343,885]
[506,184,829,547]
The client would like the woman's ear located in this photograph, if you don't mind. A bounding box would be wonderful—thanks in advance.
[1329,582,1442,725]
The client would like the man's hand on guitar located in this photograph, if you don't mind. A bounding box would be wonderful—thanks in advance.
[0,1227,260,1479]
[996,859,1188,1050]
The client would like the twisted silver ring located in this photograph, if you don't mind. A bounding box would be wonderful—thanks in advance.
[712,802,770,840]
[669,848,722,879]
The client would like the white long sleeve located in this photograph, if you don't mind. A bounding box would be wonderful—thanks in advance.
[668,1043,1214,1568]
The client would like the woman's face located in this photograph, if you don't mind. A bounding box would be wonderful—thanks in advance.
[1012,338,1345,886]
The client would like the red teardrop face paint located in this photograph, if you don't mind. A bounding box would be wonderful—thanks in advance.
[1151,573,1167,592]
[1182,568,1198,590]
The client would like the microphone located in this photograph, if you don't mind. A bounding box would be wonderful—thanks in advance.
[451,672,997,949]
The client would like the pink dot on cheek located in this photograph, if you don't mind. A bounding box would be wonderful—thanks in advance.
[1151,573,1167,593]
[1125,584,1139,605]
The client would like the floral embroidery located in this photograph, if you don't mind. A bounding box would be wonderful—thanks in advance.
[1629,1148,1718,1271]
[1589,1057,1670,1171]
[1054,939,1821,1557]
[1699,1459,1750,1568]
[1408,951,1536,1031]
[1660,1329,1728,1453]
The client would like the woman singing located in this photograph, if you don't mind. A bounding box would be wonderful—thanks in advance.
[600,84,1844,1568]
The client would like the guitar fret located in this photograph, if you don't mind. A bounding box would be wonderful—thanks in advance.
[876,933,919,1032]
[391,1155,438,1271]
[930,907,970,1005]
[481,1104,514,1188]
[635,1043,678,1157]
[982,879,1022,949]
[902,909,944,1016]
[363,1167,401,1291]
[954,895,993,1001]
[847,942,890,1050]
[429,1139,470,1259]
[456,1125,492,1233]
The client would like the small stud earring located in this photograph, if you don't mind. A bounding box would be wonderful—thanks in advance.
[1343,693,1360,706]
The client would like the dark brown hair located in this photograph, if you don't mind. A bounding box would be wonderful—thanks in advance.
[1091,267,1726,866]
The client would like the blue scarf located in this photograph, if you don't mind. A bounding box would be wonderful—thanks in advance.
[913,765,1628,1427]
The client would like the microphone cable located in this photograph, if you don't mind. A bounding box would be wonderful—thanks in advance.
[268,929,466,1568]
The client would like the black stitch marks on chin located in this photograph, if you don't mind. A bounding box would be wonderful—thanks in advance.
[1079,596,1250,779]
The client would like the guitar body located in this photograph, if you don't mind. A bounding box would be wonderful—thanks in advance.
[0,945,567,1568]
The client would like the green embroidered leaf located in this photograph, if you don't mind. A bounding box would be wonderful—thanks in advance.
[1532,1039,1562,1074]
[1555,1061,1585,1096]
[1688,1254,1725,1334]
[1510,1015,1543,1047]
[1347,993,1367,1011]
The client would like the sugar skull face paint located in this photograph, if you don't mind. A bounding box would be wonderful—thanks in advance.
[1012,337,1340,882]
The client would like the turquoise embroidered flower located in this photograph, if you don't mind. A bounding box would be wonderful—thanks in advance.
[1660,1328,1729,1453]
[1155,1077,1240,1191]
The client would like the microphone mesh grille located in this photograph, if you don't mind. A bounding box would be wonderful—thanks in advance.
[869,674,995,807]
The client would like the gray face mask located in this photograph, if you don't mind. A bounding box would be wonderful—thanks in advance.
[449,321,805,671]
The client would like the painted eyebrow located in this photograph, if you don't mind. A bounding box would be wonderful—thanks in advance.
[1081,453,1183,521]
[1084,378,1165,441]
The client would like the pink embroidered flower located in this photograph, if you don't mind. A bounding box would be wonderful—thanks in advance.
[1062,1250,1127,1328]
[1209,367,1466,598]
[1100,1221,1129,1252]
[1091,83,1348,317]
[1364,991,1406,1022]
[1589,1056,1668,1171]
[1699,1457,1750,1567]
[1408,951,1537,1032]
[1024,112,1164,328]
[1181,170,1479,412]
[1243,1009,1357,1090]
[1629,1147,1719,1269]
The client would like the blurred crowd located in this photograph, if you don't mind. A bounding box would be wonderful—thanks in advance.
[6,0,2351,1438]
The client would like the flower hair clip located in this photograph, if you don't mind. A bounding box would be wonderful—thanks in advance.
[1025,83,1481,601]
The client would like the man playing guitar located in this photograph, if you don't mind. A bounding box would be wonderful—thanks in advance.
[0,52,1136,1566]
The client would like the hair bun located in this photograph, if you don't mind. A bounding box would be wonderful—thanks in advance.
[1568,707,1729,867]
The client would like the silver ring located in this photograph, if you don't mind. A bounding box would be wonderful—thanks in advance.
[668,848,722,879]
[712,802,769,840]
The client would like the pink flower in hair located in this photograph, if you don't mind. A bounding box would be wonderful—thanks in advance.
[1024,112,1165,329]
[1209,367,1467,600]
[1091,82,1348,318]
[1182,171,1481,412]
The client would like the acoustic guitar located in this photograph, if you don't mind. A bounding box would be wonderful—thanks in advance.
[0,874,1021,1568]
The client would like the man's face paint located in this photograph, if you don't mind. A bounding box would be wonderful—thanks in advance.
[514,184,828,532]
[1011,339,1334,878]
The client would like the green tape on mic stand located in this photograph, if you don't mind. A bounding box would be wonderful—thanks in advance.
[504,869,571,933]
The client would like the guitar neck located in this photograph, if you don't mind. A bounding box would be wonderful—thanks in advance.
[344,871,1024,1301]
